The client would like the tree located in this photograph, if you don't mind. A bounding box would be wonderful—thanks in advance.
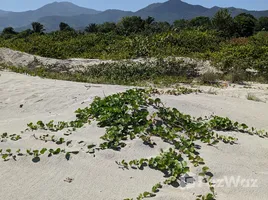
[212,9,235,38]
[150,21,171,33]
[2,27,17,35]
[17,29,32,38]
[173,19,189,31]
[31,22,45,34]
[97,22,116,33]
[256,16,268,31]
[234,13,257,37]
[145,16,155,25]
[85,23,98,33]
[189,16,211,29]
[143,21,171,34]
[117,16,145,35]
[59,22,73,31]
[144,16,156,34]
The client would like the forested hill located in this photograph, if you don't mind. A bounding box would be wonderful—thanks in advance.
[0,0,268,31]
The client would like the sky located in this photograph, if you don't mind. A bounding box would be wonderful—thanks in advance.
[1,0,268,12]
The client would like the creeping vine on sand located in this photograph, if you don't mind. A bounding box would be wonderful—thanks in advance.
[1,88,267,200]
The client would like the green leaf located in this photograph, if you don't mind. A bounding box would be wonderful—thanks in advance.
[53,148,61,155]
[202,166,210,172]
[65,152,71,161]
[40,148,47,155]
[87,144,96,149]
[2,154,8,159]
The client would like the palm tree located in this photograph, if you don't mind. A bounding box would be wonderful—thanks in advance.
[59,22,72,31]
[145,16,155,25]
[85,23,98,33]
[31,22,45,34]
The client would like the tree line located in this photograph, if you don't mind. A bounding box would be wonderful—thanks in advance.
[1,9,268,38]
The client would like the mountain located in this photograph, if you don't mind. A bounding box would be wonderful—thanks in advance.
[39,0,268,32]
[136,0,268,21]
[1,0,268,32]
[38,0,212,30]
[36,10,133,31]
[136,0,208,21]
[0,10,10,17]
[0,1,100,29]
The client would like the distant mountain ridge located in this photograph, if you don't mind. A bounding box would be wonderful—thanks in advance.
[135,0,208,22]
[35,10,134,32]
[0,10,10,17]
[0,1,100,29]
[0,0,268,32]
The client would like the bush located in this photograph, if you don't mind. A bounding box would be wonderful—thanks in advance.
[200,71,219,84]
[209,35,268,82]
[4,59,198,86]
[224,69,248,83]
[246,93,263,102]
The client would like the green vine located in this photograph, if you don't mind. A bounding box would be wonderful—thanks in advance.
[1,88,267,200]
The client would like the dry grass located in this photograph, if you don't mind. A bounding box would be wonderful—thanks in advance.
[246,93,264,102]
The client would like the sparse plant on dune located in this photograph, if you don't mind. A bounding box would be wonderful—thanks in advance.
[0,132,21,142]
[246,93,264,102]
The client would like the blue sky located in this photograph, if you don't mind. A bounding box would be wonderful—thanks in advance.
[1,0,268,12]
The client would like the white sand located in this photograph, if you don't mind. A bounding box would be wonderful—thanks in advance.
[0,71,268,200]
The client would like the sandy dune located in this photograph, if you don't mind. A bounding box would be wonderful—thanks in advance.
[0,71,268,200]
[0,47,215,74]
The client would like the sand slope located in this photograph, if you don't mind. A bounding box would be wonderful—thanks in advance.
[0,47,215,74]
[0,71,268,200]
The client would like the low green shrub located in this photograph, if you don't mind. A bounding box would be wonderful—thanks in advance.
[4,59,199,86]
[200,71,219,84]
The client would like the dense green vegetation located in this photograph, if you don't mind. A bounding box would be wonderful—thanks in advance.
[0,28,221,59]
[1,9,268,82]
